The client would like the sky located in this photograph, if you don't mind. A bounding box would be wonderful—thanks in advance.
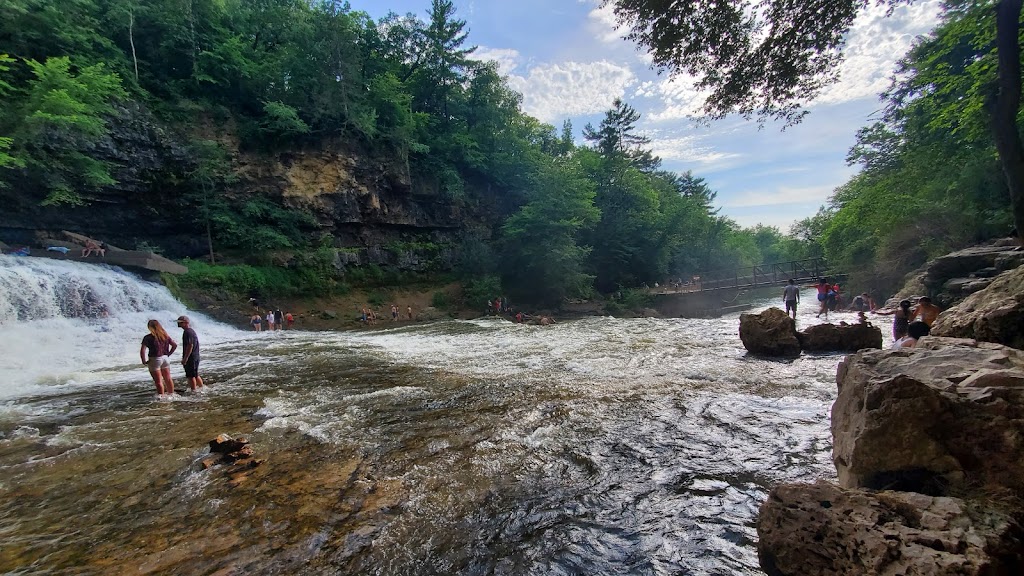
[345,0,942,232]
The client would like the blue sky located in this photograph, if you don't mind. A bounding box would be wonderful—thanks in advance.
[346,0,941,231]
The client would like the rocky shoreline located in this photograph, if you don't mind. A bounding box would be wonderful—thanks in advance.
[753,242,1024,575]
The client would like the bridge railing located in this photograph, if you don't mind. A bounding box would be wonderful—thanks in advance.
[695,257,837,291]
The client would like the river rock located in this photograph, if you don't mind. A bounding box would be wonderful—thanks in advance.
[738,308,800,357]
[930,265,1024,350]
[757,480,1024,576]
[210,434,248,455]
[832,338,1024,496]
[796,321,882,352]
[891,244,1024,308]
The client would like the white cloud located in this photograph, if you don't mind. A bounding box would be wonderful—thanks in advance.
[507,61,636,122]
[639,74,710,122]
[813,1,941,105]
[586,2,623,44]
[474,46,522,76]
[721,185,831,209]
[649,135,743,168]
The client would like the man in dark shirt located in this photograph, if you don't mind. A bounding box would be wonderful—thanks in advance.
[176,315,205,392]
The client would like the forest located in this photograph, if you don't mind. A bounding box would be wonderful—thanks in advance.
[0,0,1017,305]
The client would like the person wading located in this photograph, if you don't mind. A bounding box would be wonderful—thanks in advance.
[140,319,177,396]
[176,315,204,392]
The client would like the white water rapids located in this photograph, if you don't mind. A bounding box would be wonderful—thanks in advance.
[0,255,896,575]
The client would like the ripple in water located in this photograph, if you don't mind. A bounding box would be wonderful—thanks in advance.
[0,277,863,575]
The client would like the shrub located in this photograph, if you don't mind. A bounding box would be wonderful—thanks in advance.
[367,291,388,307]
[431,291,451,309]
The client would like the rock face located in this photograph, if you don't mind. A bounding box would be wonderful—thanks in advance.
[758,481,1024,576]
[738,308,800,357]
[796,321,882,352]
[891,244,1024,309]
[758,339,1024,575]
[832,338,1024,494]
[931,265,1024,350]
[0,105,472,269]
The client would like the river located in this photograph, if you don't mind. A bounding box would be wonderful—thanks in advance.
[0,255,885,575]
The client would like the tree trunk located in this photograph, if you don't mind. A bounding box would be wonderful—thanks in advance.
[206,217,215,264]
[128,6,139,82]
[993,0,1024,243]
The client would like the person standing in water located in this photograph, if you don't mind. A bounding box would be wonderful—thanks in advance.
[140,319,177,396]
[873,299,913,340]
[176,316,204,392]
[782,279,800,319]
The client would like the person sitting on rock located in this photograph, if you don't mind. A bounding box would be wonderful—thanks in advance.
[910,296,941,327]
[892,321,930,350]
[81,239,105,257]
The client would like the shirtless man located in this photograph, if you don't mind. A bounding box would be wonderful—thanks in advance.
[911,296,941,327]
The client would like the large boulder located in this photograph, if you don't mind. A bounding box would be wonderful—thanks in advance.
[757,480,1024,576]
[832,338,1024,496]
[891,244,1024,309]
[931,265,1024,350]
[796,321,882,352]
[738,308,800,357]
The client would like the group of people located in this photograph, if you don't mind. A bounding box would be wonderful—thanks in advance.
[139,315,204,396]
[781,277,849,319]
[250,309,293,331]
[361,305,413,325]
[781,278,941,349]
[873,296,941,349]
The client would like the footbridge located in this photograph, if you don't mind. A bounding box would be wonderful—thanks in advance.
[652,257,843,318]
[691,256,838,293]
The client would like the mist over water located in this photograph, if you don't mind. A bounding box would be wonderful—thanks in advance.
[0,257,874,575]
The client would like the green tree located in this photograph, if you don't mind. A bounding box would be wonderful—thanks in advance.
[501,158,599,304]
[6,56,126,205]
[606,0,1024,244]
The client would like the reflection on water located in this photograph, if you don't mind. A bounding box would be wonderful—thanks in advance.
[0,275,867,575]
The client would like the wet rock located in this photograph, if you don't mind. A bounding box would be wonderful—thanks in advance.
[738,308,800,357]
[757,480,1024,576]
[321,309,338,320]
[204,435,263,486]
[796,321,882,352]
[931,265,1024,350]
[209,434,248,455]
[832,338,1024,496]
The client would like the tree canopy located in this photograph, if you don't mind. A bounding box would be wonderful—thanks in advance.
[607,0,1024,243]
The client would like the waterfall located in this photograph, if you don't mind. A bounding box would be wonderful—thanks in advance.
[0,255,235,400]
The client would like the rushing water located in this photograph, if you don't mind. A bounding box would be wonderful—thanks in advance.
[0,256,884,575]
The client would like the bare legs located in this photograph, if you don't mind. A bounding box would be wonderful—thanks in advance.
[149,368,164,395]
[188,375,205,392]
[160,365,174,395]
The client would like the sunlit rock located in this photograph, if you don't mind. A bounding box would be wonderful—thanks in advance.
[832,338,1024,495]
[757,480,1024,576]
[738,307,800,357]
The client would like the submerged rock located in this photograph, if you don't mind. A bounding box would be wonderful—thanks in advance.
[758,480,1024,576]
[796,321,882,352]
[738,308,800,357]
[931,265,1024,350]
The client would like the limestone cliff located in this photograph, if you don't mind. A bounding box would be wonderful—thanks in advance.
[0,106,478,269]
